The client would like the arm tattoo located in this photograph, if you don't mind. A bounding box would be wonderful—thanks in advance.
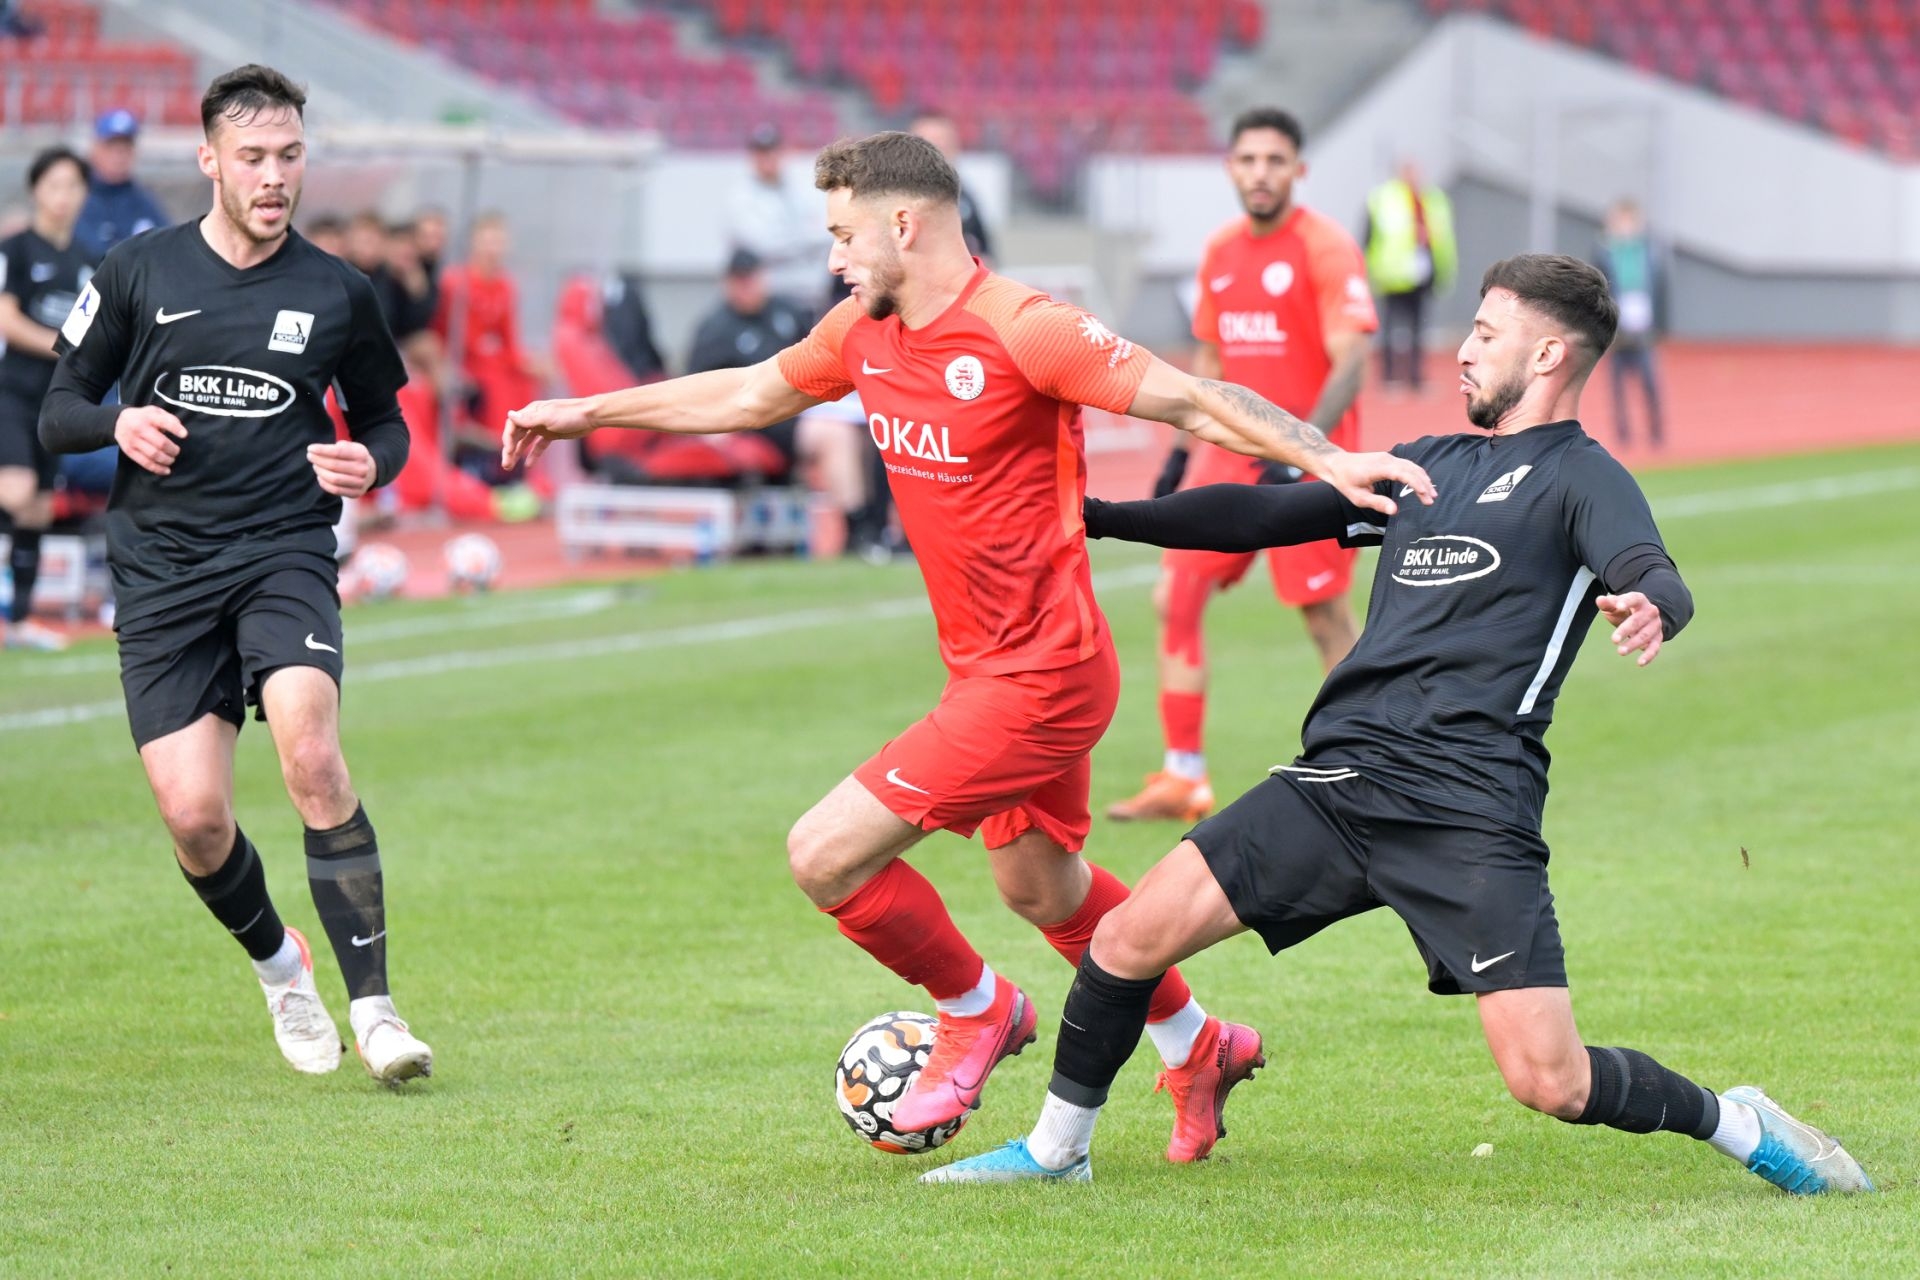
[1199,378,1337,459]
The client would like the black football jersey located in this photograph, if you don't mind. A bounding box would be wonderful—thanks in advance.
[1301,421,1669,830]
[0,228,97,399]
[51,221,406,626]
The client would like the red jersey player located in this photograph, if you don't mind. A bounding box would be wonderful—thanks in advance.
[1110,108,1379,826]
[434,212,544,448]
[502,133,1432,1157]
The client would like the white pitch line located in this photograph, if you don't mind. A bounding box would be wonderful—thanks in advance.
[0,565,1161,735]
[3,461,1915,737]
[1653,465,1920,518]
[25,586,627,678]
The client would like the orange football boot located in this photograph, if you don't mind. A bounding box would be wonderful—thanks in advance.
[1106,772,1215,823]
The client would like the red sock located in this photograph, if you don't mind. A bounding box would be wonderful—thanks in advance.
[1039,863,1195,1023]
[824,859,984,1001]
[1161,689,1205,757]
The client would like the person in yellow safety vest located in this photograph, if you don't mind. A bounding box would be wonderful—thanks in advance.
[1364,161,1456,392]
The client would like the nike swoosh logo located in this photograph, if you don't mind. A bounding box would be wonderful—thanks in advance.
[953,990,1025,1092]
[1470,950,1515,974]
[304,633,339,654]
[1210,274,1234,291]
[885,767,929,795]
[1398,484,1414,497]
[229,907,265,936]
[1305,570,1337,591]
[351,931,385,947]
[155,307,201,325]
[861,359,892,375]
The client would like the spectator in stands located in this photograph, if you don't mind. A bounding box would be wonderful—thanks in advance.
[910,111,994,262]
[687,249,866,541]
[599,270,666,383]
[414,205,449,286]
[1594,198,1665,450]
[343,210,386,276]
[726,123,830,313]
[303,213,347,257]
[433,211,548,481]
[1364,159,1455,393]
[381,218,442,372]
[1,0,42,37]
[62,113,168,510]
[75,110,168,257]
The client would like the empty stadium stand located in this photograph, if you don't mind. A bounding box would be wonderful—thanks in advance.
[322,0,841,148]
[315,0,1262,200]
[0,1,200,128]
[689,0,1265,198]
[1429,0,1920,159]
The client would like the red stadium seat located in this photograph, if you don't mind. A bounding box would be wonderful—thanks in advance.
[1429,0,1913,160]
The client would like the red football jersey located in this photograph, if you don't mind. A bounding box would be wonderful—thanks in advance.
[779,267,1151,677]
[1189,207,1376,479]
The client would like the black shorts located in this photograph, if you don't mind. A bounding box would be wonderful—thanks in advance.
[116,560,344,750]
[1187,764,1566,995]
[0,385,57,490]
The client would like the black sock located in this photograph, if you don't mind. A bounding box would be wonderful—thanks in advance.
[182,828,288,963]
[1047,953,1162,1107]
[304,804,388,1000]
[1568,1046,1720,1140]
[7,527,41,624]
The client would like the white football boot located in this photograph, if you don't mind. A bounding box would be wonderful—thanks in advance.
[351,996,433,1084]
[261,927,346,1074]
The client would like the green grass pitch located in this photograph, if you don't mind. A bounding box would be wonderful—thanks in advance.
[2,444,1915,1277]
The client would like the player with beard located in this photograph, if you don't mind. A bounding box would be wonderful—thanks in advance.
[925,254,1875,1195]
[1111,107,1378,825]
[503,132,1435,1154]
[37,65,433,1083]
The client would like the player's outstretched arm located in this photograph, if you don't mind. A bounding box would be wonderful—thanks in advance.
[1124,356,1434,516]
[1085,482,1352,552]
[502,359,823,471]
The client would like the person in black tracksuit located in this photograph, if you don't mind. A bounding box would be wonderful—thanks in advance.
[38,64,433,1085]
[0,146,96,648]
[926,254,1874,1198]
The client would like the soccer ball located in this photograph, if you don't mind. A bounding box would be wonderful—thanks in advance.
[444,532,503,592]
[345,542,409,602]
[834,1011,967,1154]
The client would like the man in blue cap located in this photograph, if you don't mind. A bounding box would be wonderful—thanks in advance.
[66,110,172,556]
[76,109,170,258]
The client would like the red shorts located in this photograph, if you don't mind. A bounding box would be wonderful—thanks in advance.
[1163,537,1356,607]
[854,644,1121,852]
[1169,443,1356,607]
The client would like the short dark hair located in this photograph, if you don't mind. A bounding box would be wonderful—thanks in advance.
[813,132,959,205]
[1228,107,1304,153]
[1480,254,1618,367]
[28,145,88,191]
[303,214,345,237]
[201,64,306,136]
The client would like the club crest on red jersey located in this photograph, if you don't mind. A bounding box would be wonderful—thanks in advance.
[945,355,985,400]
[1261,261,1294,296]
